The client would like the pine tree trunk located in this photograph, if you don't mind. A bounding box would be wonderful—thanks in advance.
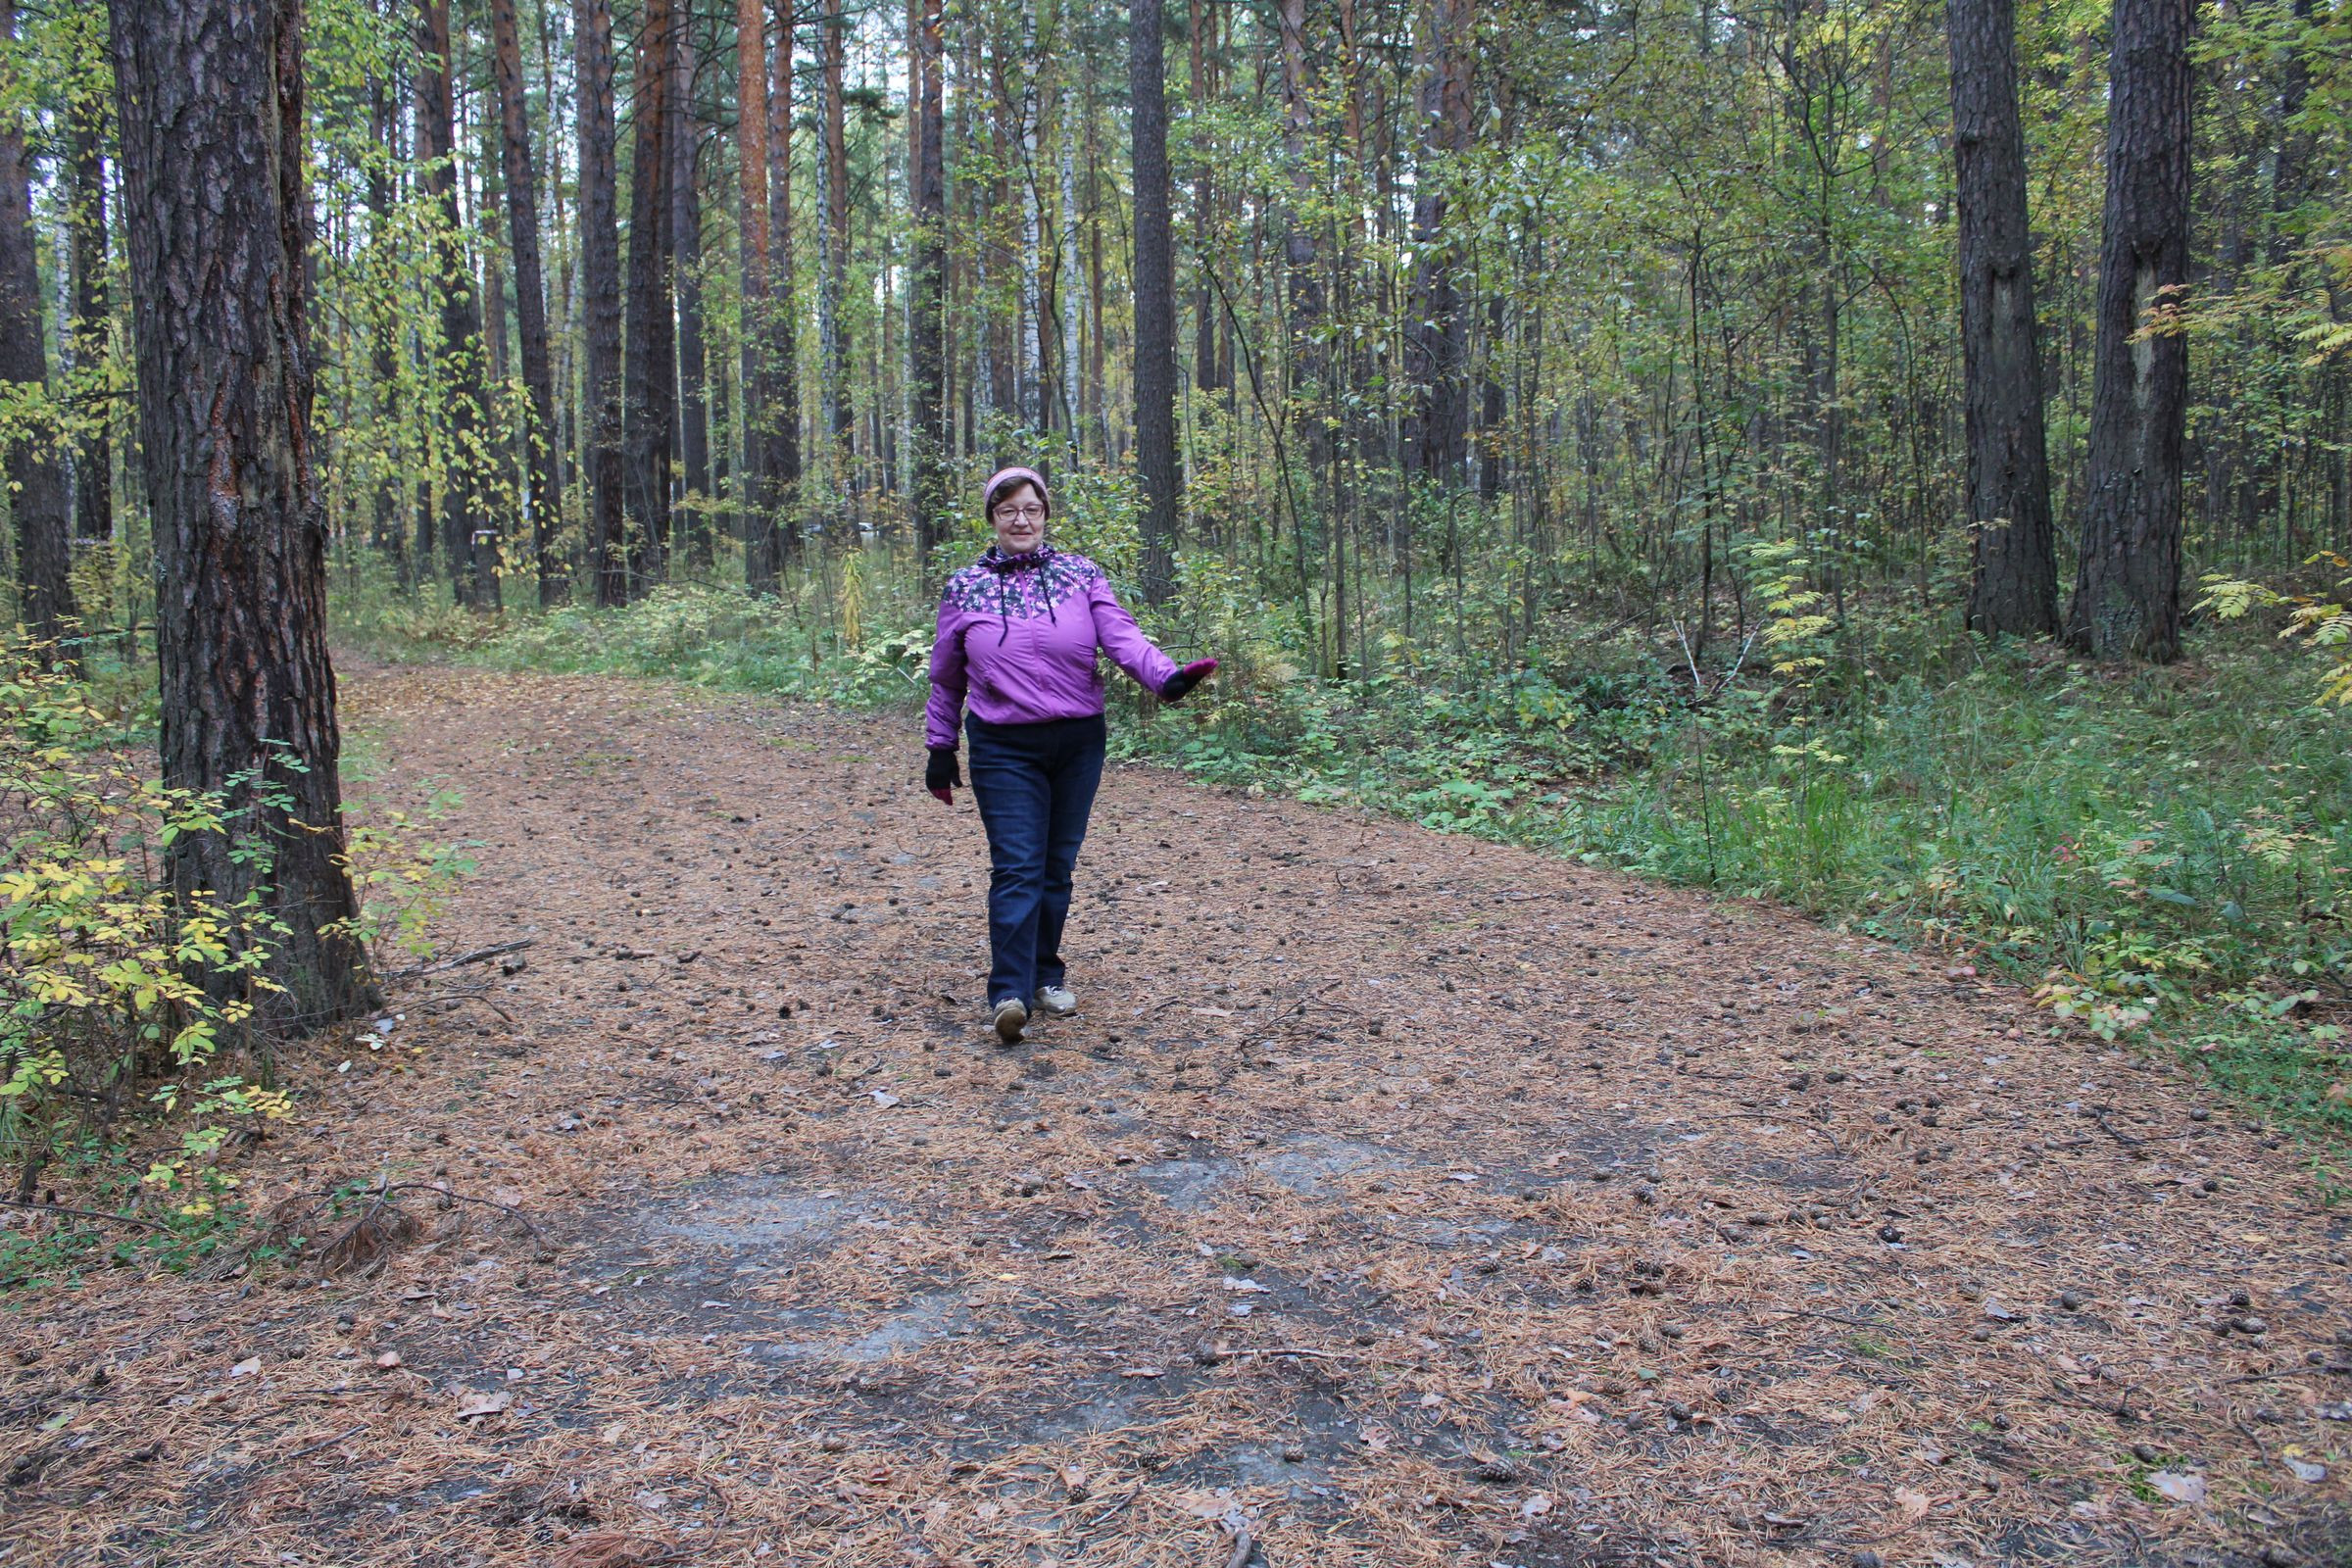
[2067,0,2190,662]
[1949,0,2058,638]
[1129,0,1179,602]
[1404,0,1472,486]
[416,0,497,608]
[670,22,710,570]
[623,0,677,591]
[491,0,565,606]
[909,0,949,564]
[67,108,110,544]
[766,0,802,557]
[107,0,375,1030]
[0,0,73,650]
[1189,0,1220,395]
[576,0,627,607]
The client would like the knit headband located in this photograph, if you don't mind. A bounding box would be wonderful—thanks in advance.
[982,466,1052,519]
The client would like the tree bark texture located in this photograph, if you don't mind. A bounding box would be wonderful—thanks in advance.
[1949,0,2058,638]
[2067,0,2191,662]
[1947,0,2060,639]
[490,0,565,606]
[1130,0,1180,602]
[107,0,375,1030]
[1404,0,1473,486]
[0,0,74,649]
[416,0,497,608]
[575,0,627,606]
[623,0,677,589]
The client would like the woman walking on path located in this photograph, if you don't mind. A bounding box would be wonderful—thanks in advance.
[924,467,1217,1044]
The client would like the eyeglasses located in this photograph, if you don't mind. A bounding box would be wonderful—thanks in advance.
[993,505,1047,523]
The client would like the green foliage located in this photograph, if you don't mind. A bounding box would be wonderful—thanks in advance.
[0,636,293,1231]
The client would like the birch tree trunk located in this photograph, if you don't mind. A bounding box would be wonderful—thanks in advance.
[1056,6,1083,464]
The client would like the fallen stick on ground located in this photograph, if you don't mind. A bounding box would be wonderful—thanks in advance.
[0,1197,166,1232]
[390,938,536,980]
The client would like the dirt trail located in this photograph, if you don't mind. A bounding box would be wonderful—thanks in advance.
[6,663,2348,1568]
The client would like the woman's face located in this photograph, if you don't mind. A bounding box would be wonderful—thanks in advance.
[990,481,1047,555]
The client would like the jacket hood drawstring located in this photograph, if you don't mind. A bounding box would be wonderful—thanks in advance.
[982,544,1060,644]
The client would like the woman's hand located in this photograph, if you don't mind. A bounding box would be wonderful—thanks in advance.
[925,747,961,805]
[1160,658,1219,703]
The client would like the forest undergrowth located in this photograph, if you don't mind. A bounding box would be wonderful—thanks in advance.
[336,544,2352,1164]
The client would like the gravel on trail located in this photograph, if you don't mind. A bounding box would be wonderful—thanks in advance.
[4,663,2347,1568]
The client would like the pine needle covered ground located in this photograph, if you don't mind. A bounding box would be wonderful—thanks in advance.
[4,663,2346,1567]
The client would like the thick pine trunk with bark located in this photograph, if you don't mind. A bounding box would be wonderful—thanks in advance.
[577,0,626,604]
[1949,0,2058,638]
[623,0,677,590]
[416,0,497,609]
[1130,0,1179,602]
[909,0,949,565]
[2067,0,2191,662]
[0,0,74,649]
[491,0,565,606]
[107,0,375,1030]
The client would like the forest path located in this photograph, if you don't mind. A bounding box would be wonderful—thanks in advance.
[10,662,2347,1568]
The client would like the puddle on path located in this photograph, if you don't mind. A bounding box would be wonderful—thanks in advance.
[634,1176,860,1254]
[1250,1135,1407,1197]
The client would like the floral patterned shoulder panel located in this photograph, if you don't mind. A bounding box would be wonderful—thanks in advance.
[941,547,1108,621]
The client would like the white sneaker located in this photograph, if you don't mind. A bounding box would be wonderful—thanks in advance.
[992,997,1028,1045]
[1033,985,1077,1018]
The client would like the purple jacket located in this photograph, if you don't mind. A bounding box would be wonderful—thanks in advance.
[926,547,1179,750]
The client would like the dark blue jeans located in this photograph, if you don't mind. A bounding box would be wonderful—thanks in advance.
[965,712,1106,1007]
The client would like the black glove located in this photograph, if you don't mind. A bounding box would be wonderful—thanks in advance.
[925,747,961,803]
[1160,658,1220,703]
